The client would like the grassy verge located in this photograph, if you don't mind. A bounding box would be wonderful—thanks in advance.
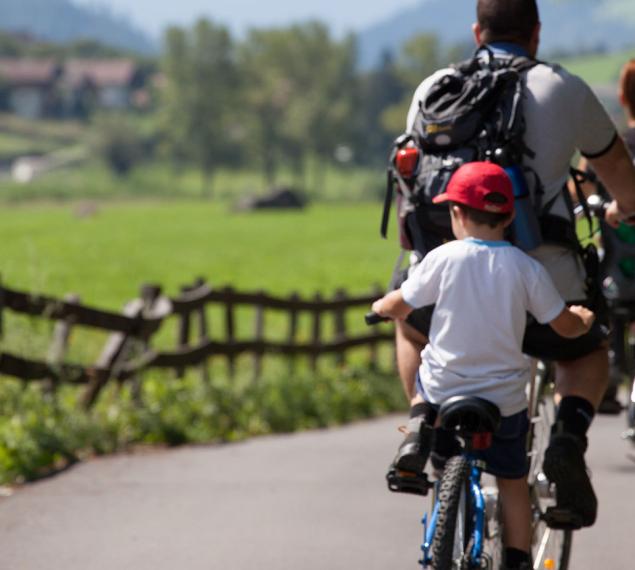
[0,363,404,485]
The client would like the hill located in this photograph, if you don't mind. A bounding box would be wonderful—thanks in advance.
[0,0,156,55]
[356,0,635,69]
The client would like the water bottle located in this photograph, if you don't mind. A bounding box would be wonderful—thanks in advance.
[505,165,542,251]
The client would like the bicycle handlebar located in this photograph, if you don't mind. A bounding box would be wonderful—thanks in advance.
[365,311,391,326]
[575,194,635,223]
[574,194,606,220]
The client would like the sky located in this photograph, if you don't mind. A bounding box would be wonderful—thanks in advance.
[74,0,422,38]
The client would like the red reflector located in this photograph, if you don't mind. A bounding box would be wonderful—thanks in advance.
[472,432,493,450]
[395,148,420,178]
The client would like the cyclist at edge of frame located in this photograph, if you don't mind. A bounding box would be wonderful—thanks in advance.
[389,0,635,540]
[373,161,595,570]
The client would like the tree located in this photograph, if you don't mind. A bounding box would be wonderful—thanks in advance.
[379,34,470,141]
[89,114,145,176]
[160,19,240,196]
[353,50,408,165]
[239,23,357,191]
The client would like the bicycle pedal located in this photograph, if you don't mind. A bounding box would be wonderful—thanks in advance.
[542,507,583,530]
[386,467,431,496]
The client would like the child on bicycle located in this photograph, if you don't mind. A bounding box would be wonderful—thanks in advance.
[372,161,595,570]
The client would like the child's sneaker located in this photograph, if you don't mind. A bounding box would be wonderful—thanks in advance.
[390,417,434,474]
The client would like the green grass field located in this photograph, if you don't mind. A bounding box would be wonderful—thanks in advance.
[556,47,635,85]
[0,201,397,307]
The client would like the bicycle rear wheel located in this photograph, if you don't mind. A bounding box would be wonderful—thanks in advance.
[430,455,472,570]
[527,362,572,570]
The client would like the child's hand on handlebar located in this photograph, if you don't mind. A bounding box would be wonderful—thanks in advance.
[371,290,414,322]
[568,305,595,333]
[371,299,389,318]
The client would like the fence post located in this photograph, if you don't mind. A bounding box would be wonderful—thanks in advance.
[81,296,145,409]
[287,292,299,374]
[129,284,162,405]
[176,282,192,379]
[194,277,210,385]
[224,285,236,378]
[45,293,80,394]
[333,288,347,367]
[253,291,265,382]
[311,293,322,372]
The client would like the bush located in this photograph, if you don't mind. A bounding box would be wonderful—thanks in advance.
[88,114,146,176]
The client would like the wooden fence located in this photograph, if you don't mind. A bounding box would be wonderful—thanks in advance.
[0,279,394,408]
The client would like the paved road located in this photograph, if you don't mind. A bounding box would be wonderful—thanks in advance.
[0,411,633,569]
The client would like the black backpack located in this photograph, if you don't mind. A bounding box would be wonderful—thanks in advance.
[381,47,539,256]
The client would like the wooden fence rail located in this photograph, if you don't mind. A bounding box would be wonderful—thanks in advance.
[0,279,394,408]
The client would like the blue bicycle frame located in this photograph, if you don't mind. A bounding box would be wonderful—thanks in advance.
[420,459,487,568]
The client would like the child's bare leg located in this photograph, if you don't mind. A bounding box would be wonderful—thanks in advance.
[411,392,425,406]
[497,476,531,556]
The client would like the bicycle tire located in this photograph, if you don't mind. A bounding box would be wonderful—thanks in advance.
[527,362,573,570]
[430,455,472,570]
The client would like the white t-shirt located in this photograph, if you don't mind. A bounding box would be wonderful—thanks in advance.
[401,238,566,416]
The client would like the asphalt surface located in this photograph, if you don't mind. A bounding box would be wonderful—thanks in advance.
[0,411,633,569]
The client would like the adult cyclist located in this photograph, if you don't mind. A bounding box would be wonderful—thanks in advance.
[393,0,635,530]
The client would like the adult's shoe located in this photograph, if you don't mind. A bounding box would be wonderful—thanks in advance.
[597,385,623,415]
[543,433,597,527]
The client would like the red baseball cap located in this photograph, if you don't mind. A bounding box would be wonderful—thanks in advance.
[432,162,514,214]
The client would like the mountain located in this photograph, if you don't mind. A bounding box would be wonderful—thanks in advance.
[0,0,156,54]
[356,0,635,69]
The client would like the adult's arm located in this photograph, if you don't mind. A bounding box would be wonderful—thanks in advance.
[587,136,635,215]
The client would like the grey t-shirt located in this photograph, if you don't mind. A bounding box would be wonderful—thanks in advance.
[406,61,617,220]
[405,58,617,301]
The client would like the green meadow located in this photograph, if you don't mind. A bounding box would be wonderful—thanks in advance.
[0,200,397,307]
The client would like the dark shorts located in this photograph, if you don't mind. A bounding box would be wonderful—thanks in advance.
[522,305,608,361]
[431,407,530,479]
[473,410,530,479]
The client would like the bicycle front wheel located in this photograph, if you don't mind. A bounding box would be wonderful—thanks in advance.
[527,362,572,570]
[430,455,472,570]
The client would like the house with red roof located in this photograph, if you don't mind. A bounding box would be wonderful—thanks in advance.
[0,58,62,118]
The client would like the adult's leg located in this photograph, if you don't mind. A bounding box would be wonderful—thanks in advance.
[542,344,608,528]
[555,343,609,408]
[395,319,427,401]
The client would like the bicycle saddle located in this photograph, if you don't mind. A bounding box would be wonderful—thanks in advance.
[439,396,501,434]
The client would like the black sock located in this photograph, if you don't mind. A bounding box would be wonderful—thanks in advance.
[505,547,530,568]
[553,395,595,441]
